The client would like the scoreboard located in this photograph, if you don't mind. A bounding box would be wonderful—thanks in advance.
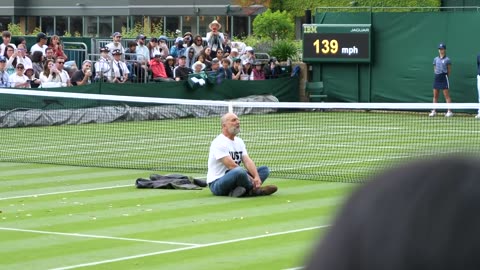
[302,24,371,63]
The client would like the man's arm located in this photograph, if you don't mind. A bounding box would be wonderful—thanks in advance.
[242,154,261,188]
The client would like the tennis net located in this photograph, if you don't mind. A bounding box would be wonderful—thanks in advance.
[1,88,479,182]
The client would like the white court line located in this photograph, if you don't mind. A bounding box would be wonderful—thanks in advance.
[49,225,331,270]
[0,227,197,246]
[0,184,132,201]
[283,267,304,270]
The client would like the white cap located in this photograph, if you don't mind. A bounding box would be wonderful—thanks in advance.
[231,48,238,53]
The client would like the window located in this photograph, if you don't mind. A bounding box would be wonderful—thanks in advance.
[99,16,112,38]
[85,16,98,37]
[56,16,67,36]
[0,17,11,31]
[165,16,180,35]
[113,16,127,34]
[70,16,83,37]
[41,16,54,36]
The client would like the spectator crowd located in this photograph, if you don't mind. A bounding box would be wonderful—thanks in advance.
[0,20,286,89]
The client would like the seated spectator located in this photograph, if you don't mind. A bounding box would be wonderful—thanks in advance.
[47,57,71,87]
[157,36,170,59]
[170,37,184,58]
[230,58,242,80]
[215,48,224,62]
[39,59,54,84]
[30,51,44,78]
[164,55,176,80]
[64,61,78,79]
[217,58,232,83]
[147,37,160,59]
[251,61,265,80]
[149,53,173,82]
[173,55,192,81]
[192,60,206,74]
[24,67,41,88]
[15,37,26,48]
[94,47,111,82]
[208,58,220,73]
[185,47,196,68]
[0,56,9,87]
[305,156,480,270]
[71,60,93,86]
[191,35,204,56]
[228,48,240,65]
[9,63,30,88]
[241,46,255,64]
[4,44,17,73]
[196,53,211,71]
[48,35,68,60]
[125,41,141,82]
[44,47,55,63]
[135,35,150,83]
[15,43,33,69]
[109,49,129,83]
[183,32,194,47]
[189,60,207,87]
[241,59,252,80]
[264,57,282,79]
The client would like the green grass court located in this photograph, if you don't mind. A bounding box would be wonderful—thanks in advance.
[0,162,355,270]
[1,110,479,269]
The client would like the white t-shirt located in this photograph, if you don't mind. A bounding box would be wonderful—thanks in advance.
[0,43,17,55]
[8,73,30,88]
[30,43,48,55]
[207,134,248,184]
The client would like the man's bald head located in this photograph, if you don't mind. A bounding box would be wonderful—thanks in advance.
[221,112,240,137]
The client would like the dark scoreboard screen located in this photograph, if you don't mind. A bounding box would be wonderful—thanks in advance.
[302,24,371,63]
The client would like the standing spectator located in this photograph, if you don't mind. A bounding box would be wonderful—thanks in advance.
[476,52,480,119]
[429,43,453,117]
[24,67,41,88]
[0,31,16,56]
[135,34,150,82]
[0,56,9,87]
[149,53,172,82]
[185,47,196,68]
[173,55,192,81]
[217,58,232,83]
[47,57,71,87]
[230,58,242,80]
[191,35,204,56]
[206,20,225,59]
[48,35,68,60]
[157,36,170,59]
[105,32,125,58]
[109,49,129,83]
[164,55,176,80]
[30,32,48,56]
[70,60,93,86]
[9,63,30,88]
[39,59,54,84]
[147,37,160,59]
[125,41,140,82]
[264,57,282,79]
[30,51,44,78]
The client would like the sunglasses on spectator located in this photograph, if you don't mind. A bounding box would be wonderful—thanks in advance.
[57,61,65,64]
[17,66,24,69]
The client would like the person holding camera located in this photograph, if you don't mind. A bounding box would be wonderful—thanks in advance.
[8,63,30,88]
[206,20,225,59]
[46,56,71,87]
[71,60,93,86]
[109,49,129,83]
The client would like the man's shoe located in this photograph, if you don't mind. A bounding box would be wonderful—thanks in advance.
[251,185,278,196]
[428,110,436,117]
[475,114,480,119]
[229,186,246,197]
[445,111,453,117]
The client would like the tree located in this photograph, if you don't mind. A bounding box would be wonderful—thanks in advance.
[252,9,294,40]
[270,0,284,11]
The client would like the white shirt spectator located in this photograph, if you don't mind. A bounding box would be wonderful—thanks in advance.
[30,43,48,56]
[109,59,129,82]
[0,43,16,56]
[47,69,70,87]
[9,73,30,88]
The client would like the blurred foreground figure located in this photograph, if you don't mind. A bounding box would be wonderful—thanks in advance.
[305,156,480,270]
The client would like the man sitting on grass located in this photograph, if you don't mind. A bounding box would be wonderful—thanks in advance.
[207,112,277,197]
